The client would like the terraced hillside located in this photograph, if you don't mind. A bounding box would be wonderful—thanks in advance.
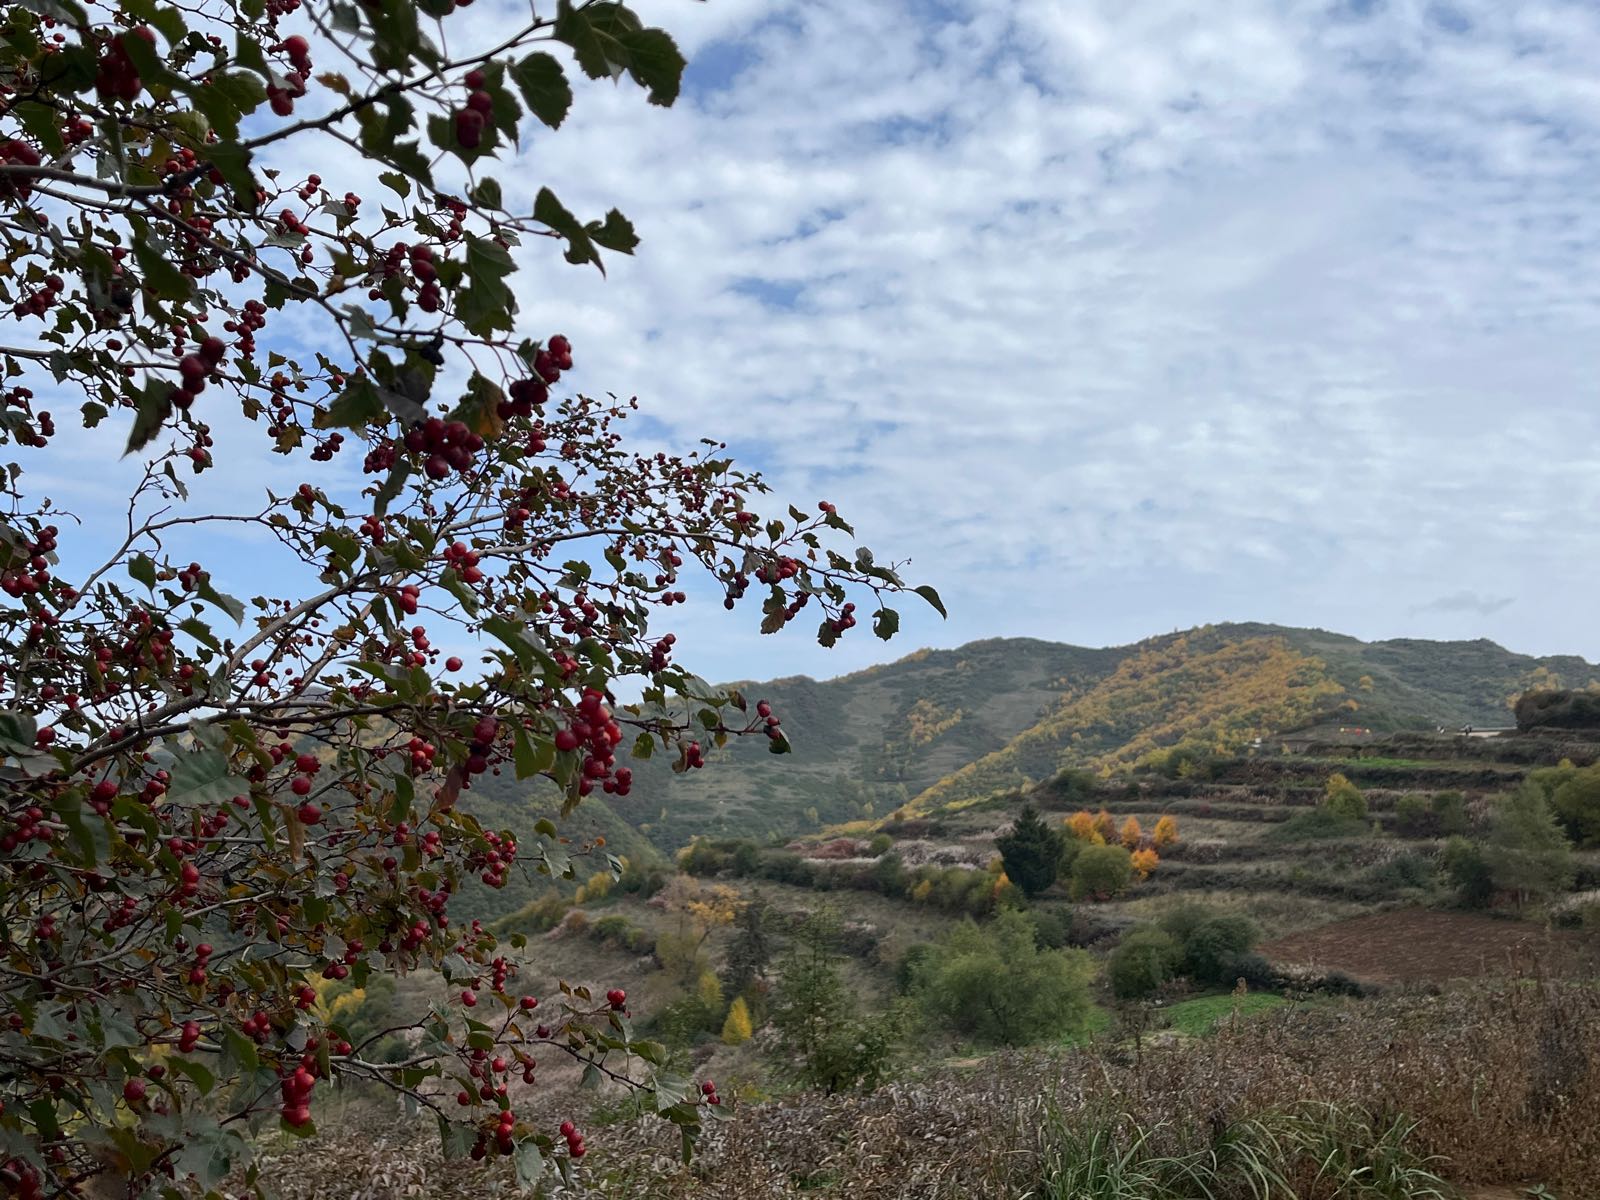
[604,626,1599,851]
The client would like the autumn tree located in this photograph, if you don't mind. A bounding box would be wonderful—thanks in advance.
[1119,815,1142,849]
[995,801,1062,897]
[719,996,752,1046]
[0,1,939,1194]
[1324,772,1368,821]
[1065,810,1099,843]
[1151,814,1179,847]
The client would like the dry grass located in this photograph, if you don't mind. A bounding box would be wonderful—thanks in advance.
[255,977,1600,1198]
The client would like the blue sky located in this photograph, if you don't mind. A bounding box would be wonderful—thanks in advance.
[31,0,1600,686]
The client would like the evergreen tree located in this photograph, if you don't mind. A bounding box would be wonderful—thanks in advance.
[724,893,774,996]
[768,909,897,1092]
[996,802,1065,897]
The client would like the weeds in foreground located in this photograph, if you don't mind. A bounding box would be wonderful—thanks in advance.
[1030,1102,1449,1200]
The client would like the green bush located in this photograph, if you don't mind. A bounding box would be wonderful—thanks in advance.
[1431,790,1470,836]
[1364,852,1437,893]
[914,910,1094,1046]
[1443,836,1493,908]
[1323,773,1368,822]
[1107,927,1182,1000]
[1070,844,1133,901]
[1158,904,1259,987]
[867,833,894,856]
[1550,764,1600,848]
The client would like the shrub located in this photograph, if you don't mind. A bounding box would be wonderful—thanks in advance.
[1158,905,1259,987]
[868,833,895,856]
[1152,815,1180,848]
[769,909,899,1092]
[915,910,1094,1046]
[1323,773,1369,821]
[1431,790,1470,836]
[1550,763,1600,848]
[1070,843,1134,901]
[1515,688,1600,730]
[1365,852,1437,892]
[1444,836,1494,908]
[1108,928,1183,1000]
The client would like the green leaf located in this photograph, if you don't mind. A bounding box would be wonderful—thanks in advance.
[617,26,685,106]
[128,554,158,591]
[873,607,899,640]
[178,617,221,653]
[196,577,244,623]
[168,747,241,809]
[589,208,638,254]
[513,727,554,780]
[378,171,411,198]
[514,1140,546,1190]
[532,187,600,271]
[914,584,947,618]
[204,142,257,203]
[511,52,572,128]
[125,380,174,455]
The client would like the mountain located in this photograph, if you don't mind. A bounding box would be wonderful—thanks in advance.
[594,624,1600,849]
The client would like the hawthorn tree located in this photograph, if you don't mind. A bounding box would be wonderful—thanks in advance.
[0,1,940,1196]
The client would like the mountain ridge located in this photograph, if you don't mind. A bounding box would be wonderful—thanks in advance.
[594,624,1600,850]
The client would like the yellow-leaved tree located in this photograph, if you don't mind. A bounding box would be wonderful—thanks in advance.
[722,996,754,1045]
[1120,816,1143,848]
[1153,815,1180,847]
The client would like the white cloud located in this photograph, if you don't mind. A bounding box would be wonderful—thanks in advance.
[29,0,1600,685]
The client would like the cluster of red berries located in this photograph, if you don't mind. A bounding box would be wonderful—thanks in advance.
[239,1010,274,1042]
[534,334,573,384]
[221,299,269,360]
[700,1079,722,1106]
[94,27,155,102]
[1,525,57,598]
[826,601,859,636]
[453,70,494,149]
[171,335,227,409]
[12,273,64,319]
[683,741,705,769]
[553,688,633,797]
[397,583,421,614]
[0,137,41,199]
[498,377,548,420]
[396,417,484,481]
[558,1120,587,1159]
[266,38,312,116]
[443,540,485,584]
[177,1020,202,1053]
[756,699,784,743]
[280,1056,317,1127]
[0,809,49,857]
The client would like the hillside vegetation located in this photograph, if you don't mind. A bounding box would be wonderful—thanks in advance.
[568,625,1600,850]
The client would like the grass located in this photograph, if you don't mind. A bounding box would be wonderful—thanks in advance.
[1061,1003,1114,1046]
[1163,992,1287,1036]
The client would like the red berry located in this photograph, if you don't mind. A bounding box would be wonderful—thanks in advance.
[122,1079,146,1103]
[445,656,463,672]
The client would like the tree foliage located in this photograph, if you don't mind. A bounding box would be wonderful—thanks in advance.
[768,909,896,1093]
[1483,784,1575,905]
[1069,842,1133,901]
[1323,773,1368,822]
[1108,927,1182,1000]
[912,909,1092,1047]
[0,2,939,1193]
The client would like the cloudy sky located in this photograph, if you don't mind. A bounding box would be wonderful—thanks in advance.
[32,0,1600,687]
[506,0,1600,681]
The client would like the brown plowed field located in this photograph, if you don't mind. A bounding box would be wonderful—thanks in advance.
[1261,908,1593,983]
